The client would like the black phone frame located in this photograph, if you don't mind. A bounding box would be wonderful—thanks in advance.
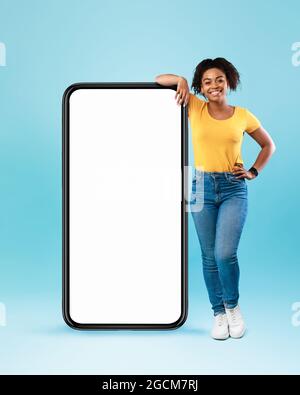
[62,82,188,330]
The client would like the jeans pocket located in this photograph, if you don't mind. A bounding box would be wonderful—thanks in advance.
[191,177,197,193]
[192,174,202,190]
[190,175,204,206]
[227,173,245,184]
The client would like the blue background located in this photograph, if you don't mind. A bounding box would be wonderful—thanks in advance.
[0,0,299,374]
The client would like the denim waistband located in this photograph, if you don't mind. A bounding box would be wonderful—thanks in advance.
[195,169,234,175]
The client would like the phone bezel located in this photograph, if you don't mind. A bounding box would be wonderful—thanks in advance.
[62,82,188,330]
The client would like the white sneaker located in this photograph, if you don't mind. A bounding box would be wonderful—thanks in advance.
[211,313,229,340]
[225,305,246,338]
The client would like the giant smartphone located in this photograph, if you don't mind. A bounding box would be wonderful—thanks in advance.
[62,83,188,329]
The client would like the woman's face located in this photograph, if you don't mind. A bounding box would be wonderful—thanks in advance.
[200,68,229,101]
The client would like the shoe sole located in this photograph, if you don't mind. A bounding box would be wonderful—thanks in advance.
[229,328,246,339]
[211,333,230,340]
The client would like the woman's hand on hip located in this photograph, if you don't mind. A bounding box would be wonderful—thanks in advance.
[232,165,256,180]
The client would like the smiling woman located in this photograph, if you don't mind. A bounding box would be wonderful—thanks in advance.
[192,57,240,101]
[155,58,276,341]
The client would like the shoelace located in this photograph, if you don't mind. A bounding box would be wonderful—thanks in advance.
[228,308,240,325]
[216,314,226,326]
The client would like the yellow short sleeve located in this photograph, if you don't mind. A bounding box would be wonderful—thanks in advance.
[245,108,261,133]
[188,93,205,118]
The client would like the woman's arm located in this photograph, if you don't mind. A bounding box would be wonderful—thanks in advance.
[247,126,276,172]
[233,126,276,179]
[155,74,190,106]
[155,74,183,86]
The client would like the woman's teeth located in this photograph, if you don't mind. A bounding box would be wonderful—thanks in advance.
[210,90,222,96]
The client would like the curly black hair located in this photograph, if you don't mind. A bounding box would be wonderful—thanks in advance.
[191,57,240,97]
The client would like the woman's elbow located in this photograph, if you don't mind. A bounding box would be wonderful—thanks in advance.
[270,142,276,154]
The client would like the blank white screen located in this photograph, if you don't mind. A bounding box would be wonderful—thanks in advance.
[68,87,182,325]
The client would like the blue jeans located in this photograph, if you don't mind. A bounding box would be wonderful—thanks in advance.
[190,169,248,316]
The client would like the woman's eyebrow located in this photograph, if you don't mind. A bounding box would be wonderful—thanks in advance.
[203,75,224,81]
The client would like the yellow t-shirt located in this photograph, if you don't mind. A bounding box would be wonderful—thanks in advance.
[188,93,261,172]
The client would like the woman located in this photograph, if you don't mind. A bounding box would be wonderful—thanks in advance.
[155,58,276,340]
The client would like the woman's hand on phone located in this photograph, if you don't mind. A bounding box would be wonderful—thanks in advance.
[175,77,189,107]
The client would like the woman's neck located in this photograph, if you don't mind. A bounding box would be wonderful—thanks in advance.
[206,99,235,120]
[207,99,229,111]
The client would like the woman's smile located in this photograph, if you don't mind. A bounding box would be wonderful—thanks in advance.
[208,88,223,97]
